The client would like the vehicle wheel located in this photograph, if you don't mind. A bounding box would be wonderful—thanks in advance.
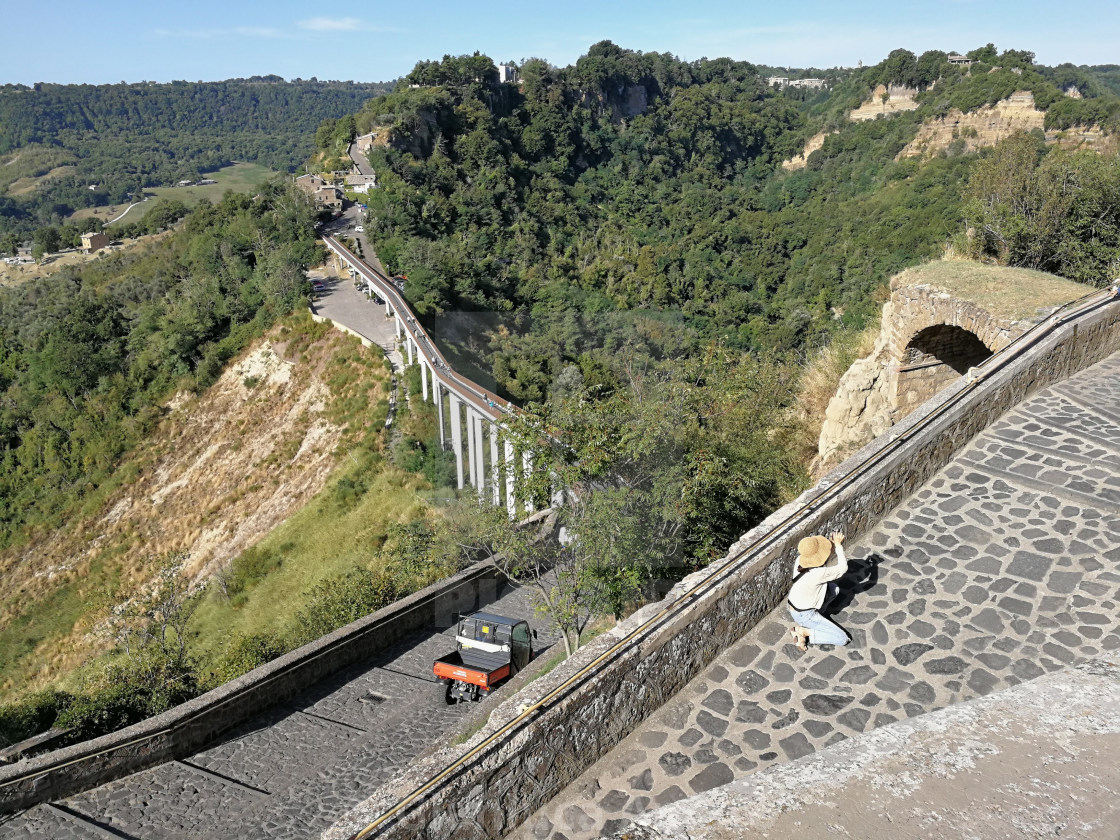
[435,680,455,705]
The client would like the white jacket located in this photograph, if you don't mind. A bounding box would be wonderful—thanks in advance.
[788,544,847,610]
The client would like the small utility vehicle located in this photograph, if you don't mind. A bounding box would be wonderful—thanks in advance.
[433,612,533,704]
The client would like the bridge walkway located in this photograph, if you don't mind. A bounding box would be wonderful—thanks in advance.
[2,583,559,840]
[513,349,1120,840]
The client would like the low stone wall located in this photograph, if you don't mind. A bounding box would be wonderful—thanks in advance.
[310,307,375,348]
[0,560,507,814]
[323,294,1120,840]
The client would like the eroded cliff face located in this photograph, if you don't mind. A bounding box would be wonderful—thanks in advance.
[0,324,388,693]
[898,91,1045,159]
[849,85,920,122]
[782,131,833,171]
[817,303,896,471]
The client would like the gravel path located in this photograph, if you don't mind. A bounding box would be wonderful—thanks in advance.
[514,350,1120,840]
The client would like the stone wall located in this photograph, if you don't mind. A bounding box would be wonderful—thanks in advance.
[323,294,1120,840]
[818,277,1032,468]
[0,561,507,814]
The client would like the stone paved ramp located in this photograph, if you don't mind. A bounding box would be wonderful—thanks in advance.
[515,351,1120,840]
[0,583,557,840]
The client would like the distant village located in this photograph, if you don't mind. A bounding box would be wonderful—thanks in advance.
[293,130,379,213]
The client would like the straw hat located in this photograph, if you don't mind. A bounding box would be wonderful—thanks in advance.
[797,535,833,568]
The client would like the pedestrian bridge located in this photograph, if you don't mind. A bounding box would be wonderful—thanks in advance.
[324,236,537,516]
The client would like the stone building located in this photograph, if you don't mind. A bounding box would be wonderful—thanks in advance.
[81,231,110,254]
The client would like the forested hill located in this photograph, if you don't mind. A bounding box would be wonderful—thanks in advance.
[347,44,955,402]
[0,78,392,154]
[0,77,392,239]
[339,43,1119,405]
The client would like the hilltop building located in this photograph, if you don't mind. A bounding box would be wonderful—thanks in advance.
[767,76,827,90]
[355,132,378,153]
[314,186,343,212]
[948,55,973,66]
[497,64,519,84]
[81,231,110,254]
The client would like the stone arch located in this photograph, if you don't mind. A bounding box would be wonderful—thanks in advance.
[894,324,994,412]
[819,277,1034,470]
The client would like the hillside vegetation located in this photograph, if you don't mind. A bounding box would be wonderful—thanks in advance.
[0,77,392,243]
[3,41,1119,748]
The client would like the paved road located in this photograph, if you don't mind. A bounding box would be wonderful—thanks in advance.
[1,583,558,840]
[348,145,377,181]
[513,349,1120,840]
[310,263,403,370]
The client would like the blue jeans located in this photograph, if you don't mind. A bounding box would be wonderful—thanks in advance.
[789,582,849,646]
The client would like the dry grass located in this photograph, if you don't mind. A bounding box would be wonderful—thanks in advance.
[0,232,174,288]
[894,260,1092,321]
[788,325,880,471]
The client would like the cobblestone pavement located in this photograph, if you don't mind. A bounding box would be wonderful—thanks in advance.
[1,583,556,840]
[514,351,1120,840]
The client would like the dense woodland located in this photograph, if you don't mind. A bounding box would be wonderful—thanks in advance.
[344,44,1119,396]
[0,184,321,547]
[0,78,391,241]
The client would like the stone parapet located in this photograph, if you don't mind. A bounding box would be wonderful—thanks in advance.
[0,560,507,814]
[323,293,1120,840]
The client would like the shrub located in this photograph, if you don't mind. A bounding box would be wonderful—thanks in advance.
[294,568,403,644]
[203,631,290,688]
[226,546,284,604]
[57,650,199,741]
[0,690,73,748]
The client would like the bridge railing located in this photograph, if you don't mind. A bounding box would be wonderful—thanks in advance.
[323,236,540,514]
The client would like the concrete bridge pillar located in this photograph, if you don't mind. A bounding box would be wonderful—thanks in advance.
[451,396,464,490]
[490,423,500,506]
[505,440,517,518]
[466,407,478,489]
[420,360,429,402]
[436,383,446,447]
[523,451,535,514]
[385,299,392,318]
[406,336,414,366]
[473,413,486,501]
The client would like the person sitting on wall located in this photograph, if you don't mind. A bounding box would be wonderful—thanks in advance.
[1108,279,1120,300]
[789,531,849,651]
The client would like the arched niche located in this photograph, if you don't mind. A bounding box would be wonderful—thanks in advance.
[894,324,993,412]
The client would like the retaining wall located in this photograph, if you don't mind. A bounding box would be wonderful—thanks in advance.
[0,560,507,814]
[323,295,1120,840]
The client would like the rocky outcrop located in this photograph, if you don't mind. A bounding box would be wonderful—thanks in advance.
[782,131,833,170]
[817,315,895,468]
[898,90,1044,159]
[817,266,1052,470]
[849,85,919,122]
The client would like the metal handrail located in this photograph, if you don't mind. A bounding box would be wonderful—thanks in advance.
[350,287,1113,839]
[323,237,510,420]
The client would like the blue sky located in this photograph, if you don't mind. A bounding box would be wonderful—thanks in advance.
[1,0,1116,85]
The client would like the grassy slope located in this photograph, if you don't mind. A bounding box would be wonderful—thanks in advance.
[894,261,1092,321]
[0,312,446,698]
[71,162,280,227]
[188,468,432,662]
